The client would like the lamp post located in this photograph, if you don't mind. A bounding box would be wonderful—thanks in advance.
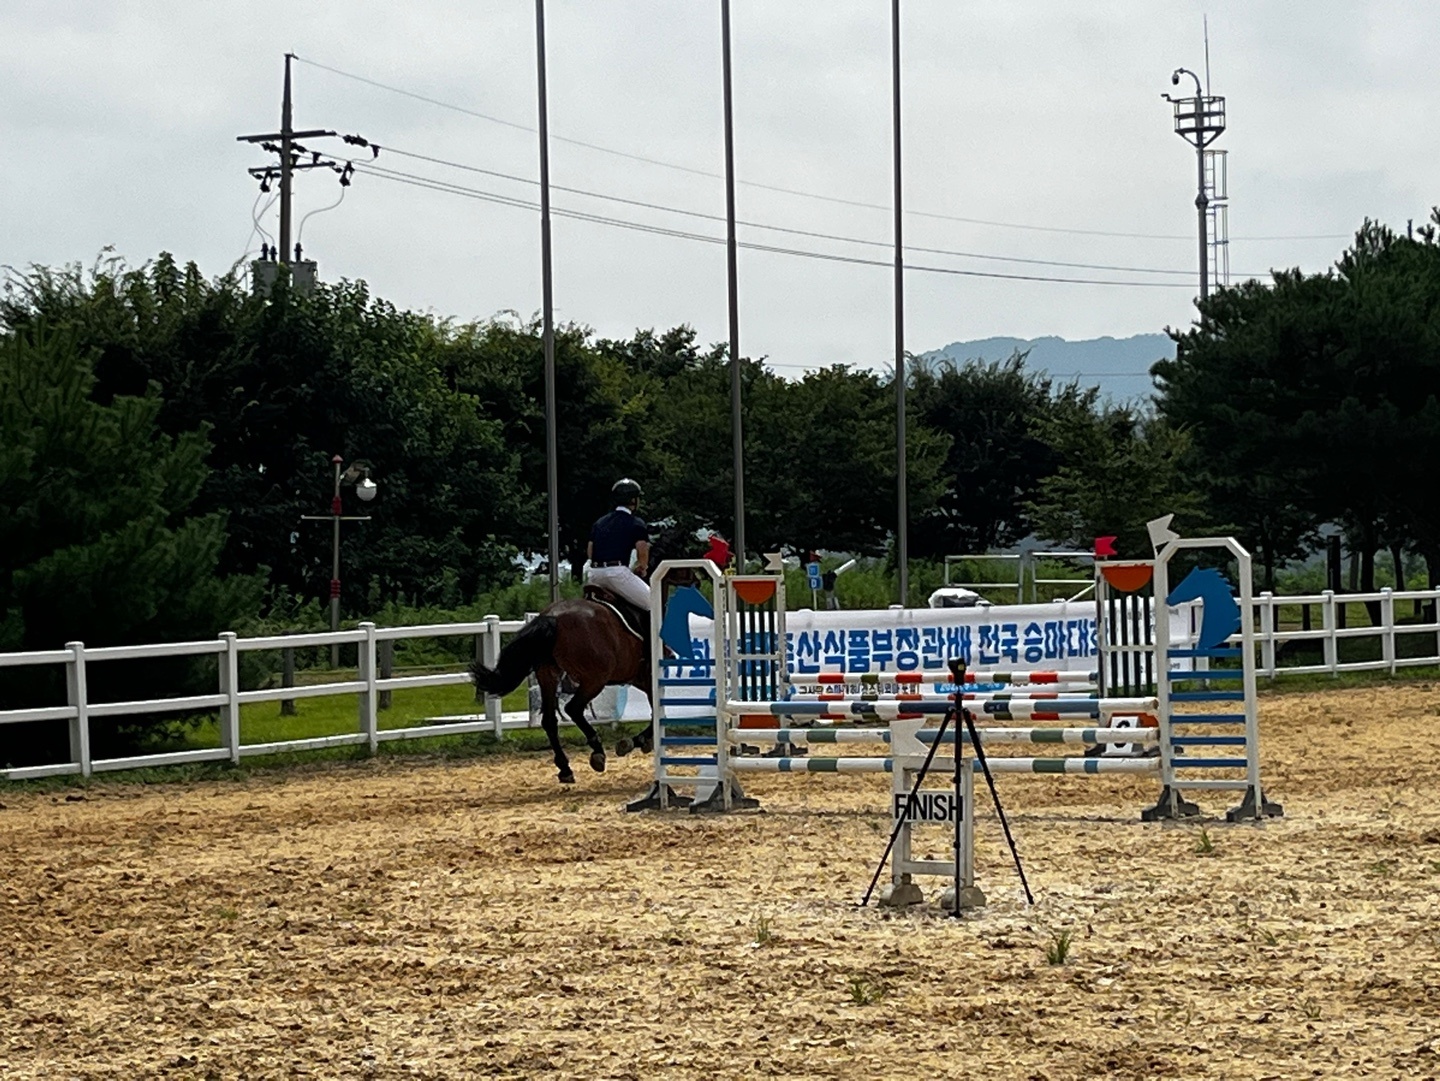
[301,454,377,667]
[1163,67,1225,303]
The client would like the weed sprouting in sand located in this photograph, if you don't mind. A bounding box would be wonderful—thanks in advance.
[847,974,886,1005]
[1045,929,1073,965]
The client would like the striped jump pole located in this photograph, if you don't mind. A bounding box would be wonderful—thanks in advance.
[726,726,1158,747]
[805,668,1098,685]
[725,697,1156,720]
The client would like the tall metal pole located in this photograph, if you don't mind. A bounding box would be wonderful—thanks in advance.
[1167,68,1222,306]
[536,0,561,602]
[329,455,342,668]
[892,0,909,606]
[1196,144,1209,302]
[279,53,294,264]
[721,0,745,569]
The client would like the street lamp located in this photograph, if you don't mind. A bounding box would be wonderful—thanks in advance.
[1163,67,1226,303]
[301,454,377,668]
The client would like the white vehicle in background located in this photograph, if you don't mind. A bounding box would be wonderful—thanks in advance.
[926,586,991,609]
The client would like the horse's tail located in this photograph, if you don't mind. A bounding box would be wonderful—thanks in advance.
[470,614,557,695]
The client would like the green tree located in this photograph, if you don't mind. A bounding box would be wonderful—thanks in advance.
[909,352,1097,556]
[0,324,263,763]
[1025,406,1203,558]
[1158,217,1440,592]
[2,257,530,609]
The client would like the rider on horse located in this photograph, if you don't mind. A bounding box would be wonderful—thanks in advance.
[585,478,651,615]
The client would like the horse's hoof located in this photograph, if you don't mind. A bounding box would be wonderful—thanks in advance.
[615,737,633,758]
[634,733,654,754]
[590,750,606,773]
[558,770,576,785]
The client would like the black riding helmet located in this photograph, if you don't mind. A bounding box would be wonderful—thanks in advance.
[612,478,642,502]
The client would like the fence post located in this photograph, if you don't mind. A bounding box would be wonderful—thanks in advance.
[64,641,91,778]
[483,614,502,737]
[377,638,394,711]
[1322,589,1338,675]
[218,631,241,765]
[280,632,296,717]
[1258,591,1276,677]
[1380,587,1396,675]
[523,611,539,726]
[358,623,378,754]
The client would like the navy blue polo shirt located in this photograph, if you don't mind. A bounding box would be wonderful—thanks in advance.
[591,507,649,563]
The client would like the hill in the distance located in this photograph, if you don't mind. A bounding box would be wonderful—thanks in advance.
[918,333,1176,401]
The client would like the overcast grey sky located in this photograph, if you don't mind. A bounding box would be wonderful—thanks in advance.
[3,1,1436,376]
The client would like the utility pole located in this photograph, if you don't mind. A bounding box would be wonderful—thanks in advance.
[1163,68,1225,302]
[892,0,909,606]
[237,53,353,265]
[535,0,561,603]
[721,0,745,570]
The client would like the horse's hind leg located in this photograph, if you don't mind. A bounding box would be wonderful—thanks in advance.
[614,644,654,758]
[537,666,574,784]
[563,682,607,774]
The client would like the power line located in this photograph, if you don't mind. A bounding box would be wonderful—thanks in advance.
[353,161,1199,288]
[295,53,1352,245]
[378,143,1254,277]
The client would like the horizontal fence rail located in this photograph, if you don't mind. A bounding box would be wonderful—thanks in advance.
[0,617,532,781]
[1250,587,1440,677]
[3,585,1438,782]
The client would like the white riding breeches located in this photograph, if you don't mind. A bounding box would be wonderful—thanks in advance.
[587,564,652,610]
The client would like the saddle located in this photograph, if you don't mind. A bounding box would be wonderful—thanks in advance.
[583,585,647,642]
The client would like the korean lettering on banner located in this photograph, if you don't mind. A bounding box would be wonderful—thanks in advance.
[871,628,894,670]
[895,628,921,670]
[1023,621,1045,664]
[847,629,870,672]
[783,611,1097,676]
[977,623,1000,666]
[790,629,822,675]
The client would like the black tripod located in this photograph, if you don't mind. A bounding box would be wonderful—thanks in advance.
[860,660,1033,911]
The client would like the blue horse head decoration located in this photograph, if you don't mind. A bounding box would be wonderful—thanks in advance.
[660,585,714,659]
[1166,567,1241,651]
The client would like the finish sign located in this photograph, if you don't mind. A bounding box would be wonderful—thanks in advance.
[892,789,960,825]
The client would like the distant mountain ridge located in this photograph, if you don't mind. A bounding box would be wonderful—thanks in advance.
[918,333,1176,401]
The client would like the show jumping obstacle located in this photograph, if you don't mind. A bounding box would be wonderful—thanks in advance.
[628,534,1281,908]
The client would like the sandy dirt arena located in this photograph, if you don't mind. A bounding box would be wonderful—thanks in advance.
[3,683,1440,1080]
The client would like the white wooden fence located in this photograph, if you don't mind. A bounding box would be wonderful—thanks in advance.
[2,586,1437,783]
[1252,587,1440,677]
[0,617,526,782]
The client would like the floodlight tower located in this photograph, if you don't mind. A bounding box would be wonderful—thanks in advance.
[1164,68,1226,301]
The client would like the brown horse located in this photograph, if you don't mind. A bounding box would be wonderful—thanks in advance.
[470,598,652,784]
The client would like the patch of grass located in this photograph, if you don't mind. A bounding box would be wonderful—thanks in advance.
[1045,930,1073,966]
[1258,928,1279,947]
[1194,829,1216,856]
[751,915,775,946]
[1301,998,1322,1020]
[847,974,886,1005]
[213,906,239,921]
[1366,859,1396,878]
[1426,860,1440,876]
